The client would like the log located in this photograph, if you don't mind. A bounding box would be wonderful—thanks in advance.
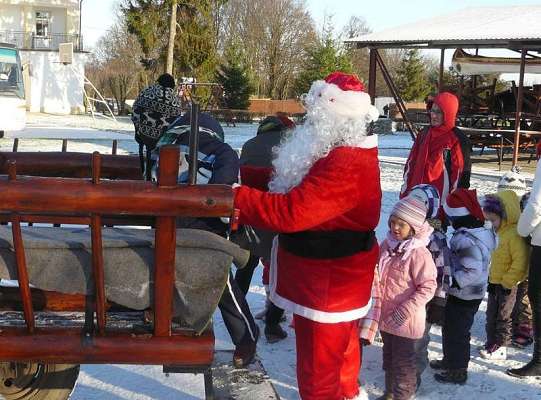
[0,177,233,218]
[0,152,142,180]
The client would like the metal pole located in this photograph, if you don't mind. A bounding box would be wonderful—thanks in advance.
[368,48,377,104]
[512,48,527,167]
[438,49,445,92]
[188,103,200,185]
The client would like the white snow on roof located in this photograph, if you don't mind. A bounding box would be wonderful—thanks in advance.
[348,6,541,44]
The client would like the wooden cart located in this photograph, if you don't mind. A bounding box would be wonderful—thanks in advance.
[0,145,235,399]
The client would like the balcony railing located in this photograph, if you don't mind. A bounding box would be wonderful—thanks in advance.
[0,31,83,52]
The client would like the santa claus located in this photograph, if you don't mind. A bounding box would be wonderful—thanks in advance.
[234,71,381,400]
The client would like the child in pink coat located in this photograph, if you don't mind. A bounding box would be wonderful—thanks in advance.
[378,197,437,400]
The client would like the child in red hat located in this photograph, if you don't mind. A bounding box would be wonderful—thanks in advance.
[431,189,497,384]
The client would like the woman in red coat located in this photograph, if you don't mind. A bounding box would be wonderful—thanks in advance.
[234,72,381,400]
[400,92,471,204]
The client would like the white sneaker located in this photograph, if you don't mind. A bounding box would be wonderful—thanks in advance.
[480,345,507,360]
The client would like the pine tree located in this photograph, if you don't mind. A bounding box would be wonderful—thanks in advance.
[122,0,219,80]
[395,49,432,102]
[216,46,254,110]
[294,37,353,96]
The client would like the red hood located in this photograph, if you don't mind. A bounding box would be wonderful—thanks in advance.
[433,92,458,131]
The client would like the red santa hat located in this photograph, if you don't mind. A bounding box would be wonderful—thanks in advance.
[443,188,485,222]
[306,71,380,121]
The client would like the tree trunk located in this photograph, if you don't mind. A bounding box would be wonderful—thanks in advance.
[166,0,178,75]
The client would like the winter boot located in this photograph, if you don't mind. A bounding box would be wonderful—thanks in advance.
[233,326,259,368]
[264,323,287,343]
[429,359,447,370]
[507,359,541,378]
[434,368,467,385]
[479,344,507,360]
[507,342,541,377]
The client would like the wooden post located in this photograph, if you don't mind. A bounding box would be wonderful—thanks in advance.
[112,140,118,155]
[512,48,527,167]
[12,138,18,152]
[438,49,445,92]
[368,48,377,104]
[62,139,68,152]
[153,146,179,337]
[375,50,418,139]
[8,162,35,333]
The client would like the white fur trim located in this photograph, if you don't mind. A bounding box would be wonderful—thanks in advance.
[345,387,369,400]
[443,200,470,217]
[358,134,378,149]
[308,80,379,121]
[269,237,372,323]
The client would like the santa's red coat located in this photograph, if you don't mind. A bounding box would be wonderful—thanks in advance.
[234,139,381,323]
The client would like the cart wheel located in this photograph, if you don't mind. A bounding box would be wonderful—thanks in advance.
[0,362,80,400]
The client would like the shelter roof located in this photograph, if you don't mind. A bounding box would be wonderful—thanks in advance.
[347,6,541,49]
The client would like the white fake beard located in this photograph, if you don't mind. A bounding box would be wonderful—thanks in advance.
[269,104,370,194]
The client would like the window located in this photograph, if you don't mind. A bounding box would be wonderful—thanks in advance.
[35,11,50,37]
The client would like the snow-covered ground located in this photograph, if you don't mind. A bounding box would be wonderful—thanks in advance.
[2,116,541,399]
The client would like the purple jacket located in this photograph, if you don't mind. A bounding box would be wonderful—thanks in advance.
[379,223,437,339]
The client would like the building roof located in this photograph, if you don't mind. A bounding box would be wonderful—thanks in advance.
[347,6,541,49]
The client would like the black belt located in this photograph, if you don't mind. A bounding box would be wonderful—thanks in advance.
[279,230,375,259]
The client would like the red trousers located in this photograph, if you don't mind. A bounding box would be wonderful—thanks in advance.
[294,314,361,400]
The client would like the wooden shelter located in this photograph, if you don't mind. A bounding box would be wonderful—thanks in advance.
[346,5,541,167]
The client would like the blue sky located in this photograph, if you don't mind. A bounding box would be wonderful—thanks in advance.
[82,0,541,49]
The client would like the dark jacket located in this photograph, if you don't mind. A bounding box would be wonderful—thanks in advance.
[155,113,239,236]
[235,116,290,258]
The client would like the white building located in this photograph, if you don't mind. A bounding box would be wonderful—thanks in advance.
[0,0,86,114]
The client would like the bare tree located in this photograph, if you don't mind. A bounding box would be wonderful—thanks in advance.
[89,20,146,115]
[220,0,316,99]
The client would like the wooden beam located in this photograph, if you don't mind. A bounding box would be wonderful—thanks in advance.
[153,146,179,337]
[0,329,214,365]
[8,162,35,333]
[438,49,445,92]
[374,50,418,140]
[368,48,377,104]
[512,48,527,166]
[0,178,233,217]
[0,152,142,180]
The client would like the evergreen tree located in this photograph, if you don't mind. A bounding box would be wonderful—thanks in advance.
[395,49,432,102]
[122,0,220,81]
[294,37,353,96]
[216,46,254,109]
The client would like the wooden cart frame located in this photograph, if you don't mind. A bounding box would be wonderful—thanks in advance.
[0,136,233,399]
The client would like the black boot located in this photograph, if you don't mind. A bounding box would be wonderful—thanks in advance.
[507,343,541,377]
[429,359,447,370]
[509,251,541,378]
[264,323,287,343]
[434,368,467,385]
